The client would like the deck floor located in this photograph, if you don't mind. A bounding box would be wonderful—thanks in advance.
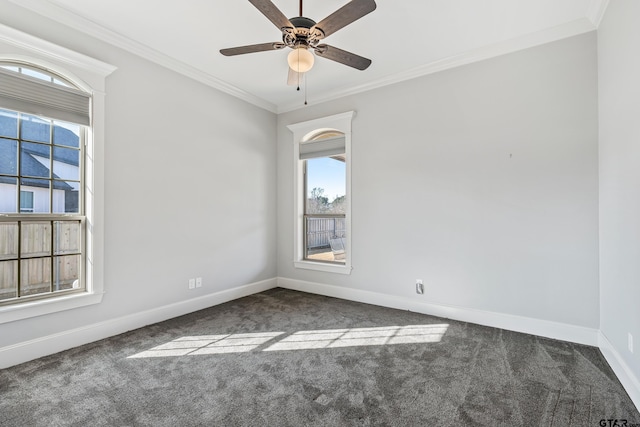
[307,248,346,263]
[307,249,335,262]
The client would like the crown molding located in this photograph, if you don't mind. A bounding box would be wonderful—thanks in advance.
[277,17,597,113]
[9,0,600,115]
[586,0,611,28]
[0,22,116,77]
[8,0,277,113]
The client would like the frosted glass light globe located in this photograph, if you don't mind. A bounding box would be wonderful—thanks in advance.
[287,48,314,73]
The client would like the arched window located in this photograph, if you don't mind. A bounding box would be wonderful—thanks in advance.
[288,112,354,275]
[0,27,115,324]
[301,130,347,264]
[0,62,89,305]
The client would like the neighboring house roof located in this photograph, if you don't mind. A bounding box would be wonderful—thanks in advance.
[0,151,73,191]
[21,153,74,191]
[0,121,78,190]
[21,123,80,166]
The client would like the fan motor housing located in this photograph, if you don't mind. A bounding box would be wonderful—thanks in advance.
[283,16,324,49]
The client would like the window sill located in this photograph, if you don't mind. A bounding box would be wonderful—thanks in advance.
[0,291,105,325]
[294,260,352,275]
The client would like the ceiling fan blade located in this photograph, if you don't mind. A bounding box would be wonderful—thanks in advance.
[312,0,377,38]
[287,68,304,86]
[220,42,285,56]
[248,0,293,30]
[314,44,372,70]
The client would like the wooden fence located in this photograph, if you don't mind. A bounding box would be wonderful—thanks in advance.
[0,221,81,301]
[306,217,346,249]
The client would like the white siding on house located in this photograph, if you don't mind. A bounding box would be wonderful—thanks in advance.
[27,185,51,213]
[0,182,16,212]
[0,184,66,213]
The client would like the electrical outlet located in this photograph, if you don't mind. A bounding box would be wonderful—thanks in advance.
[629,333,634,353]
[188,278,195,290]
[196,277,202,288]
[416,279,424,295]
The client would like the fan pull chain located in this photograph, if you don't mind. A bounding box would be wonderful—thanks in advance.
[304,73,308,105]
[297,48,301,91]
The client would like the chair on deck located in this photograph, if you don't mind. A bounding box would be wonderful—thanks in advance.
[329,237,346,261]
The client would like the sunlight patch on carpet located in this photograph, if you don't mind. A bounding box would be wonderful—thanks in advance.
[127,324,449,359]
[128,332,284,358]
[264,324,449,351]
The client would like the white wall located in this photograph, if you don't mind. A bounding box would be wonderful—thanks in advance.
[598,0,640,385]
[0,4,277,349]
[278,33,600,329]
[0,3,607,370]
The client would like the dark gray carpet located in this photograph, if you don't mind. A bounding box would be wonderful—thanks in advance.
[1,288,638,426]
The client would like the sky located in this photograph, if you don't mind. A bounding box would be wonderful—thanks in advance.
[306,157,345,202]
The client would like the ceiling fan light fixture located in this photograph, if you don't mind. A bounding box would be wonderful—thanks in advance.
[287,47,314,73]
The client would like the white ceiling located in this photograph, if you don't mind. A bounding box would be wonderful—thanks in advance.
[10,0,608,113]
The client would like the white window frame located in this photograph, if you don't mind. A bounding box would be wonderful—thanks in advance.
[0,24,116,324]
[288,111,354,275]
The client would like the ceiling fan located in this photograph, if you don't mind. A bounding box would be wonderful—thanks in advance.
[220,0,377,86]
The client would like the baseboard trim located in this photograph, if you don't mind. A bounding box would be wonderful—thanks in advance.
[277,277,599,346]
[598,331,640,412]
[278,277,640,410]
[0,278,278,369]
[5,276,637,413]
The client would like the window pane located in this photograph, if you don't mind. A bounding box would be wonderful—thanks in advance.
[20,190,34,212]
[21,221,51,257]
[20,67,53,82]
[53,180,80,214]
[54,254,80,291]
[0,260,18,300]
[0,138,18,175]
[0,222,18,260]
[21,179,50,213]
[0,177,17,213]
[20,257,51,296]
[53,122,80,148]
[21,115,51,143]
[52,78,71,88]
[0,109,18,138]
[21,142,51,178]
[7,64,71,87]
[305,157,346,214]
[0,63,87,306]
[305,216,346,263]
[53,146,80,180]
[54,221,81,255]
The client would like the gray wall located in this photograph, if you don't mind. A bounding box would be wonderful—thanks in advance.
[0,4,277,347]
[598,0,640,382]
[0,4,605,359]
[278,32,600,328]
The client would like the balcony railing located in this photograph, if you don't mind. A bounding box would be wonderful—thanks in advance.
[304,215,346,264]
